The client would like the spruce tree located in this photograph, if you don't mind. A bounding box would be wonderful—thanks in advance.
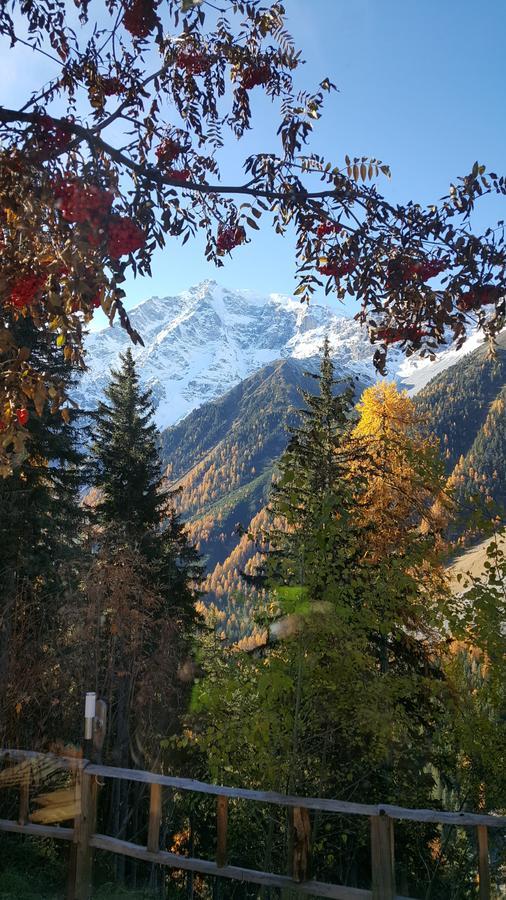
[0,317,83,747]
[90,347,165,551]
[268,336,367,606]
[87,348,201,760]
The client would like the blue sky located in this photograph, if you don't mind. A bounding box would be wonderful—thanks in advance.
[1,0,505,318]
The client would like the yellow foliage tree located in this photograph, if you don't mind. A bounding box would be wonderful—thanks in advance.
[353,381,451,562]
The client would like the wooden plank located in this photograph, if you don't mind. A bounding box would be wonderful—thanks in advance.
[477,825,491,900]
[379,804,506,829]
[147,782,162,853]
[370,816,395,900]
[89,833,373,899]
[85,764,379,816]
[0,817,74,841]
[216,796,228,867]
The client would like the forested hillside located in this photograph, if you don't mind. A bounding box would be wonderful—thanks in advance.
[160,333,506,644]
[415,331,506,518]
[160,358,368,643]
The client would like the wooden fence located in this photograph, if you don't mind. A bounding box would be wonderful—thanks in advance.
[1,748,505,900]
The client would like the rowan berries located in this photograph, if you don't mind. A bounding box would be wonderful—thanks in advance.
[165,168,191,183]
[9,273,47,308]
[16,408,29,427]
[241,64,271,90]
[156,138,184,166]
[123,0,159,38]
[107,216,146,257]
[318,259,356,277]
[316,222,342,238]
[176,50,211,75]
[216,225,246,253]
[54,181,114,224]
[457,286,498,312]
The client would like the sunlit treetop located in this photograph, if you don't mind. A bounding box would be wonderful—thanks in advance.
[0,0,505,473]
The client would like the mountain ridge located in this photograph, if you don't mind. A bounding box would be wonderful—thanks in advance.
[75,279,486,430]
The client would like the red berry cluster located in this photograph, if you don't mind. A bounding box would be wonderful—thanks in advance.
[387,256,447,287]
[165,168,191,183]
[217,225,246,253]
[123,0,159,38]
[101,77,123,96]
[406,259,447,280]
[9,273,47,309]
[316,221,342,239]
[457,286,499,312]
[376,325,426,345]
[156,139,184,166]
[54,181,114,224]
[318,259,356,277]
[176,50,211,75]
[16,408,29,427]
[107,215,146,257]
[33,115,72,155]
[241,63,271,90]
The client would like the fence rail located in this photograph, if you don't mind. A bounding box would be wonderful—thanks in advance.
[1,749,505,900]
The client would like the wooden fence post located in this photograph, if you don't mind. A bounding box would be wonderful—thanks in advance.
[292,806,311,882]
[477,825,491,900]
[18,768,29,825]
[370,814,395,900]
[147,782,162,853]
[71,767,97,900]
[216,796,228,868]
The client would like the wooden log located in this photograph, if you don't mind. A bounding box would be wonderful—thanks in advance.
[216,796,228,867]
[370,815,395,900]
[18,770,29,825]
[477,825,491,900]
[147,782,162,853]
[89,832,373,899]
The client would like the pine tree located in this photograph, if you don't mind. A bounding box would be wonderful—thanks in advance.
[87,348,201,760]
[0,317,83,747]
[267,336,366,606]
[90,347,166,552]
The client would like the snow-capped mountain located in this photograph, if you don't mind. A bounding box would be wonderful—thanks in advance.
[74,279,482,429]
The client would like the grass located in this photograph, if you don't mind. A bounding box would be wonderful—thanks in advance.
[0,869,160,900]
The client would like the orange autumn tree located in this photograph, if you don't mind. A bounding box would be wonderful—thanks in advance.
[353,382,451,553]
[351,382,451,653]
[1,1,506,472]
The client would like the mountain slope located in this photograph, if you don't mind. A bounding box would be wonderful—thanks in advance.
[158,331,505,643]
[415,332,506,516]
[160,357,370,643]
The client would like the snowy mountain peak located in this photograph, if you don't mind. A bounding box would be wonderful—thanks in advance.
[74,281,483,430]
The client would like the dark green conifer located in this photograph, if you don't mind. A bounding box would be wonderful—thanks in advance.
[89,345,201,634]
[0,318,83,746]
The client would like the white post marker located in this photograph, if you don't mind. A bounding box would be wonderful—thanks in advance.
[84,692,96,740]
